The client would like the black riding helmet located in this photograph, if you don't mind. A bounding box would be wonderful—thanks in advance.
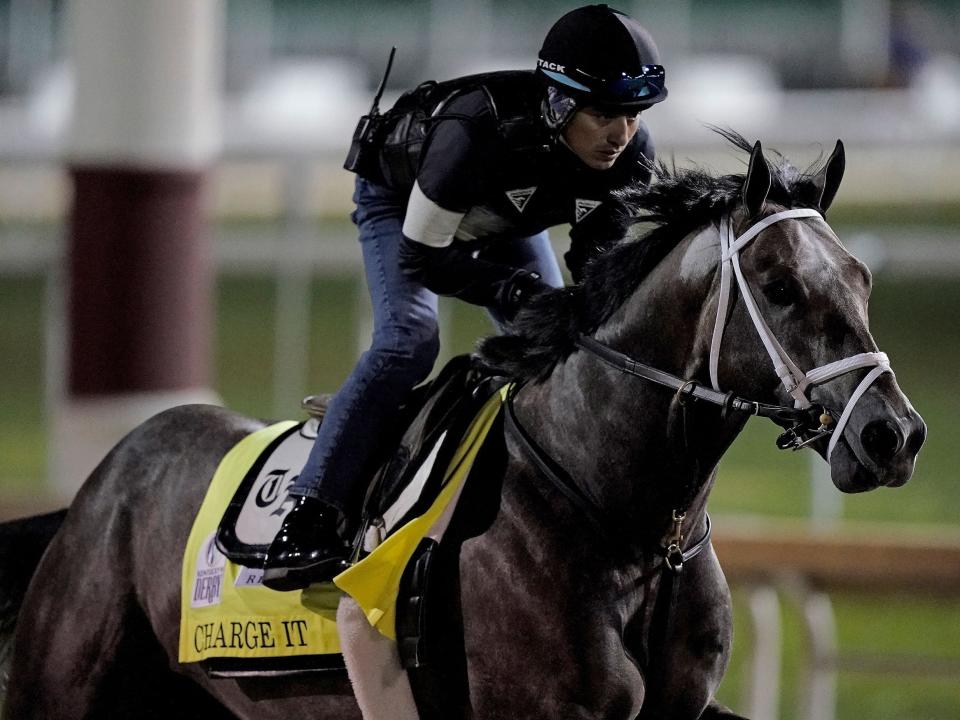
[537,4,667,130]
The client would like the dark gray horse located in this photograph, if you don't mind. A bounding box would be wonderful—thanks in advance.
[1,136,925,719]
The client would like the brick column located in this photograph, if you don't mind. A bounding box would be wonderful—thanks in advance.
[52,0,224,498]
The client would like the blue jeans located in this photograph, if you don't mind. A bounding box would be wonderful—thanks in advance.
[290,177,563,514]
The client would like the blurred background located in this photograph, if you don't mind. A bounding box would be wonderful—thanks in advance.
[0,1,958,718]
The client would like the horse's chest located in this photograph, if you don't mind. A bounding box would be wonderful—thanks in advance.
[458,534,647,718]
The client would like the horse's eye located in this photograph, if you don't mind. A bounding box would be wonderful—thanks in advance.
[763,279,795,307]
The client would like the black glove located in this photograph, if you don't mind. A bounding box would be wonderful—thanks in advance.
[497,270,550,321]
[564,242,607,284]
[563,245,588,284]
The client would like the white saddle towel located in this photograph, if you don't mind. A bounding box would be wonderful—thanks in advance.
[337,596,420,720]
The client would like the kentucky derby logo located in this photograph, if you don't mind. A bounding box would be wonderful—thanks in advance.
[192,532,227,608]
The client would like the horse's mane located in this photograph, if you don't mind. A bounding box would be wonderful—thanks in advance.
[477,129,831,381]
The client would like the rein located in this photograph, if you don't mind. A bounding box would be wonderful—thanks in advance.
[574,335,822,428]
[505,385,712,681]
[503,388,713,570]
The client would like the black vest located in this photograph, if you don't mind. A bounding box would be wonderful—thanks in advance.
[348,71,552,191]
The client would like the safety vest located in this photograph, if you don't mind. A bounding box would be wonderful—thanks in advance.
[346,70,553,191]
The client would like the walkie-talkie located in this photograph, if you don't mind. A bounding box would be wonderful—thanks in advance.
[343,47,397,177]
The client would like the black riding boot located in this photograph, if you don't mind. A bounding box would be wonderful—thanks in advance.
[262,495,350,591]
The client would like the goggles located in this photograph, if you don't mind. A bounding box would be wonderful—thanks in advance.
[541,63,666,104]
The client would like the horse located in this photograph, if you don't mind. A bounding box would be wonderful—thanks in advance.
[0,133,925,719]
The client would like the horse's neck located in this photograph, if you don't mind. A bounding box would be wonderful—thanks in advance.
[514,224,743,534]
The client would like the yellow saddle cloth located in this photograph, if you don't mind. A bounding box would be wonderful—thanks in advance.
[178,420,341,663]
[178,386,507,664]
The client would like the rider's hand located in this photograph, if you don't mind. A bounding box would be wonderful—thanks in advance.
[498,270,550,321]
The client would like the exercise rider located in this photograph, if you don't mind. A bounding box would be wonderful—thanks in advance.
[263,4,669,591]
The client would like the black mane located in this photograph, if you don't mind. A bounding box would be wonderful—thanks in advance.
[477,130,830,381]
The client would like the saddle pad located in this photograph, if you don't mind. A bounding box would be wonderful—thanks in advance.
[181,386,506,666]
[179,421,341,664]
[215,418,320,565]
[216,381,485,567]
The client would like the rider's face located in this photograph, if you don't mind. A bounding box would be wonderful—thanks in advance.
[561,107,641,170]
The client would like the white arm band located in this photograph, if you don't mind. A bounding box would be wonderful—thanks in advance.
[401,180,465,248]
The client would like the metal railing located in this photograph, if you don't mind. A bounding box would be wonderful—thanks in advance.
[715,518,960,720]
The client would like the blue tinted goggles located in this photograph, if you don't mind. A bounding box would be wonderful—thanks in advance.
[543,64,666,104]
[576,65,666,102]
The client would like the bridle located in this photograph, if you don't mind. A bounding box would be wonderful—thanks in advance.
[709,209,893,457]
[578,208,894,459]
[507,208,896,569]
[503,206,897,680]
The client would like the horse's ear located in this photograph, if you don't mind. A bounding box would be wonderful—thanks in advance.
[742,141,771,217]
[816,139,845,213]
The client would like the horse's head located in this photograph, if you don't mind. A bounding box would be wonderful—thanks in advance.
[478,133,925,495]
[710,141,926,492]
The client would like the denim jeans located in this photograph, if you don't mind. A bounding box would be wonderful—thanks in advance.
[289,177,563,514]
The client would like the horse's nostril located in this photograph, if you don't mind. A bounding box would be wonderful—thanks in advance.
[860,419,903,464]
[905,417,927,456]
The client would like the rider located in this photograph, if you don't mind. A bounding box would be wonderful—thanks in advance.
[263,4,669,590]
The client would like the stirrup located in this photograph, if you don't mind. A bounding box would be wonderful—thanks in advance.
[262,555,350,591]
[302,394,333,420]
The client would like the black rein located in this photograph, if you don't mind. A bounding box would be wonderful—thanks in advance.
[575,335,813,426]
[503,389,713,568]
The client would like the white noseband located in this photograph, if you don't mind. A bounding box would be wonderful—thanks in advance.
[708,209,893,459]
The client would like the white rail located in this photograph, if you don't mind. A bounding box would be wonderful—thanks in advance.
[715,518,960,720]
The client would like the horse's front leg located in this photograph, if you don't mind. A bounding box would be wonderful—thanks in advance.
[638,544,736,720]
[458,528,646,719]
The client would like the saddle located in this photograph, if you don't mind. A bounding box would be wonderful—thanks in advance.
[215,354,501,567]
[356,357,503,555]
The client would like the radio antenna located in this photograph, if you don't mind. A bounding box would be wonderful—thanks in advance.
[370,47,396,116]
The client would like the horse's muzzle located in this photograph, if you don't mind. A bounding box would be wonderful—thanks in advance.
[835,406,926,491]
